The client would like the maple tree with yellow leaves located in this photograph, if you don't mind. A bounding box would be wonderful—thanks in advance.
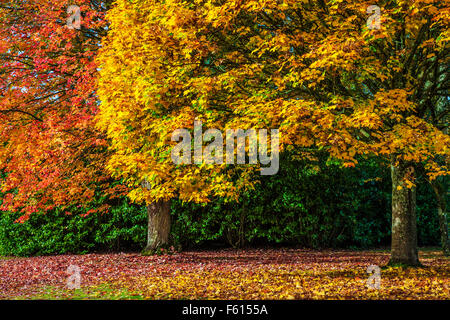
[97,0,449,264]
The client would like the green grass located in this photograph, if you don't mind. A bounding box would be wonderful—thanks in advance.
[16,283,146,300]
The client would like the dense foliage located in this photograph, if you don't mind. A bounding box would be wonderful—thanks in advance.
[173,156,440,249]
[94,0,449,264]
[0,0,123,221]
[0,0,447,263]
[0,200,147,256]
[97,0,449,205]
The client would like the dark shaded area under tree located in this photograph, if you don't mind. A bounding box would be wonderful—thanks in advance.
[0,155,443,257]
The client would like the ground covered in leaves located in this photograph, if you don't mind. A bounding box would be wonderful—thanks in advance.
[0,248,448,299]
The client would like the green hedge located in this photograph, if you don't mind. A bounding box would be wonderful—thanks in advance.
[172,155,439,249]
[0,156,440,256]
[0,200,147,256]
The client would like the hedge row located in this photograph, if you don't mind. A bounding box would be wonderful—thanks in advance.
[0,156,439,256]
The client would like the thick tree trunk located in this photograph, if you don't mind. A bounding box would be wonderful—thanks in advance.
[141,200,171,255]
[389,161,420,266]
[431,180,449,256]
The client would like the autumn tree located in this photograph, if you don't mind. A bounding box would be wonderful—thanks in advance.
[0,0,125,220]
[98,0,449,263]
[96,0,266,252]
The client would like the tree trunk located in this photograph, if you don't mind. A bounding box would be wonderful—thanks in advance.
[389,160,420,266]
[431,179,449,256]
[141,200,171,255]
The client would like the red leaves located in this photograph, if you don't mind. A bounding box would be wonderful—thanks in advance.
[0,1,124,219]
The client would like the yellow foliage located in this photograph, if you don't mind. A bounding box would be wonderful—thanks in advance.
[96,0,449,204]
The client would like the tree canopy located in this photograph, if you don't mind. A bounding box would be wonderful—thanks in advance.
[0,0,124,220]
[97,0,449,205]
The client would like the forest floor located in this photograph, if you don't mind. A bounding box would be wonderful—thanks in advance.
[0,248,448,300]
